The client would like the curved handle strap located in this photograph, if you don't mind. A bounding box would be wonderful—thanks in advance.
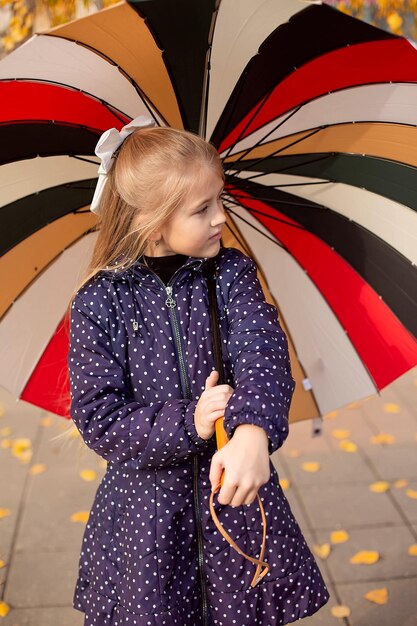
[209,483,269,588]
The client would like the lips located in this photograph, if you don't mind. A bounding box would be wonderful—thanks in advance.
[209,231,222,240]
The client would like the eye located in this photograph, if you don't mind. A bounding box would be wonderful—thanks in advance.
[197,206,208,214]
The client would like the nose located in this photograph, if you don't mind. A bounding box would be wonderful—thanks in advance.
[212,201,226,227]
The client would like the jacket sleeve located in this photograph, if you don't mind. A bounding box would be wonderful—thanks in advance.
[222,253,296,455]
[68,294,213,468]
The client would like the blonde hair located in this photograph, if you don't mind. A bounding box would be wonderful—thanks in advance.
[71,126,224,301]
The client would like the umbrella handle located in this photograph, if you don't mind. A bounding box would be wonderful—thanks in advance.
[210,416,269,587]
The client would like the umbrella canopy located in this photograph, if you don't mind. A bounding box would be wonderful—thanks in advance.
[0,0,416,422]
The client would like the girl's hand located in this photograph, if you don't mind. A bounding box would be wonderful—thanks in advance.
[209,424,270,507]
[194,371,234,440]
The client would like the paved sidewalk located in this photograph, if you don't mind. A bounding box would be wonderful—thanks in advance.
[0,367,416,626]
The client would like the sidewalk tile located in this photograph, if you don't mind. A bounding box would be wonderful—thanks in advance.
[285,420,333,454]
[2,606,83,626]
[322,409,377,450]
[315,524,417,583]
[389,479,417,524]
[280,449,376,487]
[337,577,417,626]
[4,551,79,607]
[15,496,94,553]
[296,483,404,530]
[362,445,417,481]
[361,397,417,445]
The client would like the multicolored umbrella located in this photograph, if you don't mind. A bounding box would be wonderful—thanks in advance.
[0,0,416,422]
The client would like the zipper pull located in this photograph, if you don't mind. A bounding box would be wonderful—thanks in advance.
[165,286,177,308]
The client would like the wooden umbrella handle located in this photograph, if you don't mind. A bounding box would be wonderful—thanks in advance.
[210,416,269,587]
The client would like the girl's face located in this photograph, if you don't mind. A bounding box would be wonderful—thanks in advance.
[150,165,226,258]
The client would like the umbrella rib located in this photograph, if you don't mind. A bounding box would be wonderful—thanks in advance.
[229,126,324,168]
[199,3,220,137]
[225,154,332,183]
[228,191,326,210]
[224,206,285,249]
[71,155,100,166]
[224,197,309,232]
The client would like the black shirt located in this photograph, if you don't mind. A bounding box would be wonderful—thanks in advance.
[143,254,188,285]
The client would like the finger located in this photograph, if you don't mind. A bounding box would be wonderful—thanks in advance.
[243,489,259,507]
[205,370,219,390]
[207,410,225,424]
[229,485,254,508]
[217,479,239,506]
[209,453,224,492]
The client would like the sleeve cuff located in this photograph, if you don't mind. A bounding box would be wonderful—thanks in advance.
[224,411,289,455]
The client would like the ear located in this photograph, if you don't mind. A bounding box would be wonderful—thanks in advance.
[148,230,162,243]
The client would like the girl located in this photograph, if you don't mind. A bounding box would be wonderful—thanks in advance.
[68,116,330,626]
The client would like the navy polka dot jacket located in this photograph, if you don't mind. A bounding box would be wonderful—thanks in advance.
[68,247,329,625]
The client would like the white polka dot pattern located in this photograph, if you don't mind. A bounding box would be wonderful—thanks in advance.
[68,247,330,625]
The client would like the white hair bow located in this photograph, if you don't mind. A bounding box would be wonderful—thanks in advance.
[90,115,156,214]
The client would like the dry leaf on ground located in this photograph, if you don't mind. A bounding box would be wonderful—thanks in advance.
[301,462,321,473]
[364,587,388,604]
[331,605,351,618]
[383,403,400,413]
[0,508,11,519]
[330,530,349,544]
[350,550,380,565]
[339,440,358,452]
[279,478,290,491]
[29,463,47,475]
[408,544,417,556]
[312,543,331,560]
[332,429,351,440]
[71,511,89,523]
[370,433,395,445]
[369,481,390,493]
[0,601,10,617]
[393,479,408,489]
[80,469,97,481]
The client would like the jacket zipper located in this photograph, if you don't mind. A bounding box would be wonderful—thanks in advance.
[141,269,209,626]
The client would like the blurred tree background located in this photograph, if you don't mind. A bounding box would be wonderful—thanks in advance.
[0,0,119,58]
[325,0,417,39]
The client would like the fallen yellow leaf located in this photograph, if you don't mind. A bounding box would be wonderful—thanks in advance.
[29,463,47,475]
[370,433,395,445]
[364,587,388,605]
[347,402,360,409]
[408,544,417,556]
[332,429,351,440]
[70,511,89,523]
[0,427,11,437]
[40,415,54,427]
[301,462,321,473]
[286,449,302,458]
[0,601,10,617]
[0,508,11,519]
[0,560,5,569]
[0,439,11,449]
[70,428,81,439]
[331,605,351,618]
[324,410,338,419]
[279,478,290,491]
[350,550,380,565]
[406,489,417,499]
[330,530,349,544]
[79,469,97,482]
[383,403,400,414]
[11,438,33,464]
[312,543,331,560]
[369,481,390,493]
[339,439,358,453]
[394,479,408,489]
